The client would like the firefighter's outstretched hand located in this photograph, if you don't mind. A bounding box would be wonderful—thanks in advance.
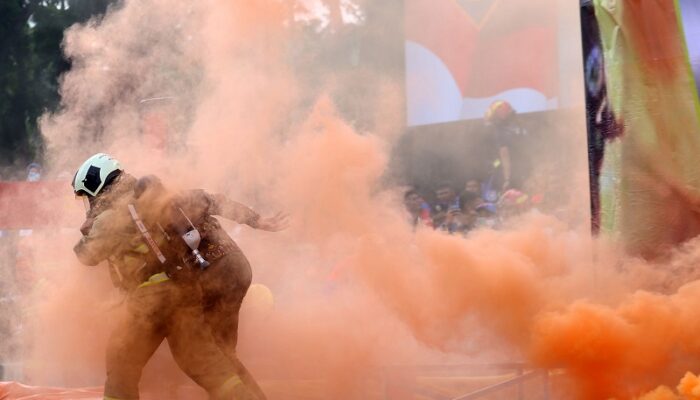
[255,212,289,232]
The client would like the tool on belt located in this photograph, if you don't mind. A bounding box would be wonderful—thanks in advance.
[176,207,210,270]
[128,201,211,270]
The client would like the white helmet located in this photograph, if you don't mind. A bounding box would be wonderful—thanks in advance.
[72,153,122,197]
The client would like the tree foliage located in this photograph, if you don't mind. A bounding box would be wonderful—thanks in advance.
[0,0,117,173]
[0,0,403,173]
[287,0,404,133]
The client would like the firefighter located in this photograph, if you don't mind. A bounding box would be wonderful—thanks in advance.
[72,153,278,400]
[483,100,532,193]
[131,173,288,400]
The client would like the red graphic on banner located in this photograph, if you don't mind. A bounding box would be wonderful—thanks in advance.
[405,0,558,99]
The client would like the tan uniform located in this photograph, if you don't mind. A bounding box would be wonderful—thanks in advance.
[74,179,264,400]
[149,189,266,399]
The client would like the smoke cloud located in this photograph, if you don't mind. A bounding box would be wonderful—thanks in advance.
[2,1,699,399]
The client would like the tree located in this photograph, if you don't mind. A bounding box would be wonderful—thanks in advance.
[0,0,118,174]
[0,0,38,171]
[286,0,404,133]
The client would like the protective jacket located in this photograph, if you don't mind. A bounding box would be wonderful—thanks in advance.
[72,175,267,400]
[74,175,168,291]
[156,189,260,269]
[74,176,261,290]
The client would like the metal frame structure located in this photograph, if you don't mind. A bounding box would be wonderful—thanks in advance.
[382,363,550,400]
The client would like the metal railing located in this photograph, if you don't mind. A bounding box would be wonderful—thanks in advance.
[382,363,550,400]
[0,361,552,399]
[452,369,549,400]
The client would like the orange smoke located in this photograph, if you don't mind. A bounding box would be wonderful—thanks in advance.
[16,0,700,399]
[638,372,700,400]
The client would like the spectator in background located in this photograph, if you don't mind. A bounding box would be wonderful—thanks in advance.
[443,207,462,234]
[404,189,433,228]
[20,163,42,238]
[475,203,499,229]
[26,163,41,182]
[464,178,482,199]
[465,176,500,219]
[441,190,481,234]
[19,163,42,238]
[499,189,531,221]
[432,182,460,230]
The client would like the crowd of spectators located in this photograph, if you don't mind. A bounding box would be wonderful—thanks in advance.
[403,178,540,235]
[403,100,558,235]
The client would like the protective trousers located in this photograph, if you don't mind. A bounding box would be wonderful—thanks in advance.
[198,243,266,400]
[103,277,263,400]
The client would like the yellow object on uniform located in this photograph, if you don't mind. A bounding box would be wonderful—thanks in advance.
[133,243,149,254]
[137,272,169,288]
[242,283,274,317]
[214,374,244,397]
